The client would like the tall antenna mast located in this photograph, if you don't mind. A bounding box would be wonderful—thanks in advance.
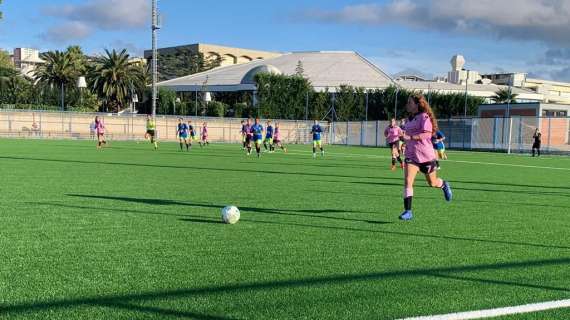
[151,0,160,117]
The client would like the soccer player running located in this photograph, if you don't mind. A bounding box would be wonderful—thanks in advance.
[432,129,447,169]
[384,118,404,170]
[199,122,209,147]
[94,116,107,149]
[399,94,452,221]
[250,118,264,158]
[264,120,274,152]
[176,118,190,151]
[273,122,287,153]
[532,128,541,157]
[145,115,158,150]
[310,120,325,158]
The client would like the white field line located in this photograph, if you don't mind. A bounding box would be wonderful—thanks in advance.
[398,298,570,320]
[199,144,570,171]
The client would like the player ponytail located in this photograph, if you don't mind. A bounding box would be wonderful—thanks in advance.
[411,93,438,132]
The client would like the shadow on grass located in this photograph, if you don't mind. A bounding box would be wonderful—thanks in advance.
[65,194,388,224]
[0,155,382,180]
[42,195,570,250]
[0,257,568,318]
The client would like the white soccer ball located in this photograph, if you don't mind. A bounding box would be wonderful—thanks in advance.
[221,206,240,224]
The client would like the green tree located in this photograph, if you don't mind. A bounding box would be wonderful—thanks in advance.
[158,49,222,81]
[0,50,12,68]
[89,49,143,112]
[255,73,312,119]
[34,50,75,110]
[157,87,176,114]
[491,88,518,104]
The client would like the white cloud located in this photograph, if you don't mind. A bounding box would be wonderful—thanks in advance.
[40,21,92,44]
[40,0,150,44]
[302,0,570,46]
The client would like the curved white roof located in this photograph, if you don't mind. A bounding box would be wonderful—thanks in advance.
[157,51,396,92]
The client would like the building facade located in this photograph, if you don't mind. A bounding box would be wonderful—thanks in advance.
[144,43,281,67]
[12,48,43,78]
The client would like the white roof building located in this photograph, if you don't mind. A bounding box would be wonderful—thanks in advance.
[157,51,396,92]
[157,50,544,103]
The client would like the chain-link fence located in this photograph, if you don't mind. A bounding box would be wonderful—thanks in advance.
[1,110,568,154]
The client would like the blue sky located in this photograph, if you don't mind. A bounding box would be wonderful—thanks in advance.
[1,0,569,81]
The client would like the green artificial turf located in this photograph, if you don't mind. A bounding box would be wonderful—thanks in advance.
[0,138,568,319]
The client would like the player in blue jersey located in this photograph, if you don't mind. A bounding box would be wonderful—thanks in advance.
[264,120,274,152]
[250,118,264,158]
[176,118,190,151]
[311,120,325,158]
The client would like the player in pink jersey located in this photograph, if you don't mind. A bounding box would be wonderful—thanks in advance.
[399,94,452,221]
[384,118,404,170]
[94,116,107,149]
[272,122,287,153]
[199,122,209,147]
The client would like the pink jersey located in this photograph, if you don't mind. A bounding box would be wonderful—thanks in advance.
[202,126,208,137]
[404,112,435,163]
[274,127,281,141]
[384,126,402,144]
[95,121,105,134]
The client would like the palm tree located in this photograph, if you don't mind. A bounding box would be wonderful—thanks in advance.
[34,51,75,111]
[89,49,142,112]
[492,88,518,104]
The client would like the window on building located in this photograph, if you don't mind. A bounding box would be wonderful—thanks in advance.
[542,110,568,117]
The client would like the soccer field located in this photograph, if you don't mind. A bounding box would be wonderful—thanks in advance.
[0,139,569,320]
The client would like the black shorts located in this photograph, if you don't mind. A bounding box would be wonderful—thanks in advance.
[245,135,252,143]
[146,130,155,137]
[388,142,398,149]
[405,158,438,175]
[532,142,541,149]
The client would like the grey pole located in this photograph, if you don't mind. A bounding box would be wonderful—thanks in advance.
[394,88,399,119]
[365,90,369,121]
[305,91,308,121]
[151,0,160,117]
[464,72,469,118]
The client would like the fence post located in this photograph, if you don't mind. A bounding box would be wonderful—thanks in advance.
[462,118,465,150]
[346,121,349,146]
[547,117,552,153]
[507,117,513,154]
[375,121,379,147]
[360,121,364,146]
[518,117,523,153]
[39,112,43,137]
[492,117,497,150]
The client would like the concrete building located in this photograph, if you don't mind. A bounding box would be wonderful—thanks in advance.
[144,43,281,67]
[12,48,43,78]
[478,102,570,117]
[447,55,482,85]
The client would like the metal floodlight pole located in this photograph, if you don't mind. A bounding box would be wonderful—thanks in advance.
[151,0,160,117]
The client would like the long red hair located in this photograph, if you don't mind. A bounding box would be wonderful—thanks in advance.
[410,93,438,131]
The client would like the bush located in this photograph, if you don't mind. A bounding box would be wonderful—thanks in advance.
[206,101,227,117]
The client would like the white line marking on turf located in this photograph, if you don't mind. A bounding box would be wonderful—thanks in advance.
[209,144,570,171]
[398,299,570,320]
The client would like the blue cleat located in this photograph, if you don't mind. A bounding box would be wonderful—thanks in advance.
[442,181,453,202]
[399,210,413,221]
